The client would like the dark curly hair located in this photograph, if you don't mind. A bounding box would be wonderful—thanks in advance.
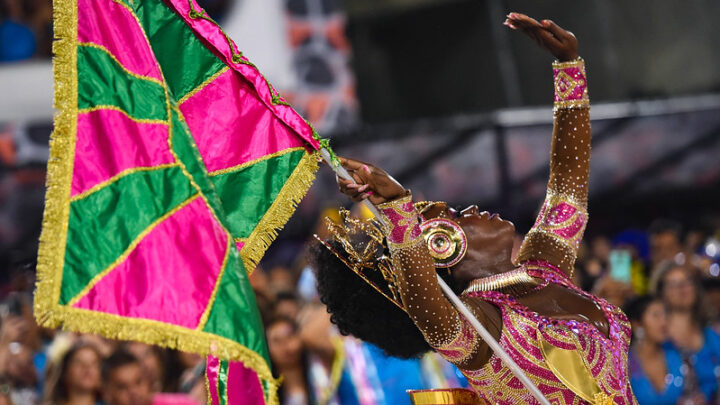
[310,239,461,359]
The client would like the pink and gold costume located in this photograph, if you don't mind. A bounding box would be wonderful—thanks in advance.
[376,58,637,404]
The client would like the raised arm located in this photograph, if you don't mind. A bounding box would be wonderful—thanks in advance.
[336,158,496,369]
[507,14,591,276]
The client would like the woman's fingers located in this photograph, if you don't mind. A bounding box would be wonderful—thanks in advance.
[541,19,569,41]
[535,28,563,49]
[507,16,562,51]
[508,13,542,29]
[338,156,374,175]
[337,176,373,202]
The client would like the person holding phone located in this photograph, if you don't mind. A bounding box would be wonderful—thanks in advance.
[312,12,637,404]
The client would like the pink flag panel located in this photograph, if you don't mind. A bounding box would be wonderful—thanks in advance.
[71,109,174,196]
[179,69,307,173]
[72,198,229,329]
[77,0,164,81]
[165,0,320,151]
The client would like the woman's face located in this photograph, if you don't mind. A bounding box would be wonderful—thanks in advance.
[662,268,697,311]
[421,203,516,284]
[65,347,101,393]
[266,321,302,369]
[126,342,163,392]
[640,300,667,344]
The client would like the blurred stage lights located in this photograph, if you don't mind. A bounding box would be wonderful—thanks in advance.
[709,263,720,277]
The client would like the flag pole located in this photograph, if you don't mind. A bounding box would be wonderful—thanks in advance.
[319,148,551,405]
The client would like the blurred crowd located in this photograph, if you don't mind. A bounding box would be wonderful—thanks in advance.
[0,0,52,61]
[0,205,718,405]
[575,218,720,405]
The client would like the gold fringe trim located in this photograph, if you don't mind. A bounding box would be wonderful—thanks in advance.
[35,0,79,329]
[34,304,279,389]
[240,151,319,273]
[35,0,280,401]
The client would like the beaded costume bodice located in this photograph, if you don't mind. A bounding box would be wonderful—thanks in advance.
[462,262,635,405]
[365,58,638,404]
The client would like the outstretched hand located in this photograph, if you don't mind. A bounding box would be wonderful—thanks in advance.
[505,12,578,62]
[336,157,406,205]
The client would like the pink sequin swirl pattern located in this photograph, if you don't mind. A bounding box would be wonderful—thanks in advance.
[529,193,588,255]
[462,262,635,405]
[434,316,479,364]
[377,194,422,248]
[553,58,589,111]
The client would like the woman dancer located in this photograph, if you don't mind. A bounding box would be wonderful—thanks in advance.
[312,12,637,405]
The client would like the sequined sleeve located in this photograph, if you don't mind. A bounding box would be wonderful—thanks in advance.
[376,195,491,366]
[515,58,590,275]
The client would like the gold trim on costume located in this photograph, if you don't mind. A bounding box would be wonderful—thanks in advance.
[552,57,589,112]
[552,57,585,70]
[462,268,539,296]
[539,334,613,405]
[553,100,590,110]
[377,194,423,249]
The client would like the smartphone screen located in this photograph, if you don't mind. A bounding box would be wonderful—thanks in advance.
[609,249,632,283]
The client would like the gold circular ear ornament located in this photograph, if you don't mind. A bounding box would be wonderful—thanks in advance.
[419,218,467,268]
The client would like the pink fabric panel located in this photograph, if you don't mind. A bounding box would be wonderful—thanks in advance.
[72,199,228,328]
[152,394,201,405]
[206,356,222,405]
[77,0,163,81]
[227,361,265,404]
[71,109,174,196]
[553,66,587,103]
[180,69,306,173]
[546,202,577,225]
[553,215,587,240]
[166,0,319,150]
[235,241,245,252]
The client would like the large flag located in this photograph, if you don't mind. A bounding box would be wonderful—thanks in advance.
[34,0,323,402]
